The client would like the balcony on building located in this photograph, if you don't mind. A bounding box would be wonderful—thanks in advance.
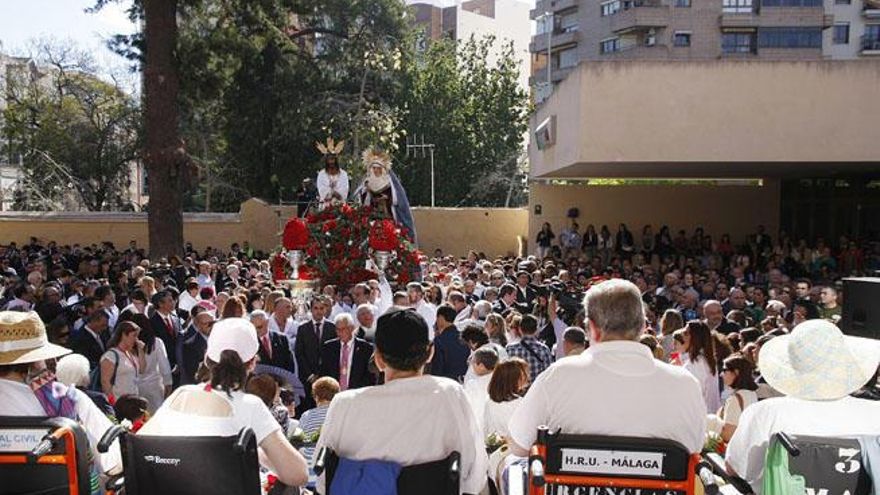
[530,8,581,53]
[531,0,578,18]
[720,0,832,28]
[862,34,880,54]
[863,0,880,18]
[609,0,670,34]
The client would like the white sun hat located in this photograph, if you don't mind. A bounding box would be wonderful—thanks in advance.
[205,317,258,364]
[759,319,880,401]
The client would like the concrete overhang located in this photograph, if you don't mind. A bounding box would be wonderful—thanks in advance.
[530,60,880,179]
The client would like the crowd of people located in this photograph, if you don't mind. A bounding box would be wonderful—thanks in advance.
[1,224,879,494]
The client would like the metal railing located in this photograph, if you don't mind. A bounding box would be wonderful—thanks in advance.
[861,35,880,50]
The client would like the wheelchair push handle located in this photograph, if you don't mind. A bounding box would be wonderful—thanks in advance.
[696,461,719,495]
[775,432,800,457]
[98,425,125,454]
[27,426,70,462]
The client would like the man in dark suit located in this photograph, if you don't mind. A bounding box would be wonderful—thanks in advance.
[253,310,296,373]
[294,297,336,409]
[150,291,184,384]
[178,307,215,385]
[70,310,110,370]
[515,271,537,312]
[320,313,375,391]
[430,305,470,382]
[493,284,527,315]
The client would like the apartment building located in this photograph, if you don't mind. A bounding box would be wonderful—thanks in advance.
[409,0,533,92]
[528,0,880,87]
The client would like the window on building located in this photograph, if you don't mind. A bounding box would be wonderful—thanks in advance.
[600,38,621,54]
[722,31,756,53]
[835,0,851,4]
[675,0,692,8]
[601,1,621,16]
[761,0,821,7]
[557,46,579,68]
[833,23,850,44]
[758,27,822,48]
[673,32,692,46]
[555,9,580,33]
[722,0,753,13]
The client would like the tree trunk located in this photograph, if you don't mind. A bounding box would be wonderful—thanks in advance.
[144,0,185,257]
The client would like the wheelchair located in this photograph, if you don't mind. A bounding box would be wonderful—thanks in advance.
[0,416,94,495]
[97,426,261,495]
[704,432,876,495]
[314,447,462,495]
[512,426,718,495]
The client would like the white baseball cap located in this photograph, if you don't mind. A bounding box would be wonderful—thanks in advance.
[205,317,259,363]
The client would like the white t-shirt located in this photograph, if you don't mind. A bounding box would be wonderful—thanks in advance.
[464,373,492,432]
[508,340,707,454]
[0,378,122,474]
[726,396,880,494]
[139,385,280,444]
[484,397,522,439]
[683,353,722,413]
[315,375,488,495]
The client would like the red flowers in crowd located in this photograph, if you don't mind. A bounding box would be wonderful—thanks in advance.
[282,218,310,250]
[274,203,419,287]
[369,219,399,252]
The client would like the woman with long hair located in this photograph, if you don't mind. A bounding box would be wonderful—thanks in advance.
[101,321,145,401]
[122,313,172,413]
[658,309,685,362]
[485,313,508,347]
[682,321,721,413]
[707,354,758,442]
[139,318,309,488]
[536,222,555,260]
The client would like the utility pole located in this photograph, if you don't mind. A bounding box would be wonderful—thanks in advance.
[405,134,436,207]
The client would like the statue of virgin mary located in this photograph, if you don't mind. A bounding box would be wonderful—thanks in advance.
[356,148,417,244]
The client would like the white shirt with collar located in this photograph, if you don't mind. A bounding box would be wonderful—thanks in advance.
[413,300,437,340]
[315,375,487,495]
[105,305,119,331]
[726,396,880,494]
[0,378,122,474]
[508,340,706,454]
[268,315,299,355]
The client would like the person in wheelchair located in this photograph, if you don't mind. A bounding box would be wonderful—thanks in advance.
[0,311,122,474]
[138,317,309,488]
[725,319,880,494]
[508,279,706,457]
[314,308,488,494]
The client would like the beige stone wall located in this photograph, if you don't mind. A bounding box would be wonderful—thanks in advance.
[0,199,528,258]
[528,180,781,253]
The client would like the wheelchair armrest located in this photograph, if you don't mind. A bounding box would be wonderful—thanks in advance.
[105,474,125,493]
[529,458,545,487]
[703,452,752,495]
[314,447,327,477]
[98,425,125,454]
[234,428,255,454]
[775,432,800,457]
[696,460,719,495]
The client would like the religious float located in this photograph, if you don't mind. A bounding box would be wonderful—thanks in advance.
[271,139,422,316]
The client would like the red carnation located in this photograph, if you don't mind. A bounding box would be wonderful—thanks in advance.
[282,218,310,250]
[369,219,399,251]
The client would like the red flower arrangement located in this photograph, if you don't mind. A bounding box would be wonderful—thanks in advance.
[369,219,399,252]
[274,203,420,287]
[282,218,310,250]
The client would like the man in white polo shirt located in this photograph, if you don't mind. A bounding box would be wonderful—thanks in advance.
[509,279,706,456]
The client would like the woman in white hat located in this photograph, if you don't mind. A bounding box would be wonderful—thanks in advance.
[0,311,121,474]
[725,319,880,494]
[139,317,309,488]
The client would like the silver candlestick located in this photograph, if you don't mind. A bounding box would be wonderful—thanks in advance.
[373,250,395,271]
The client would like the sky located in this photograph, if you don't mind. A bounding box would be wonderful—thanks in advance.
[0,0,137,74]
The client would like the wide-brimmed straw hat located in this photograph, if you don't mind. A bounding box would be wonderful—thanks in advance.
[0,311,71,366]
[759,319,880,401]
